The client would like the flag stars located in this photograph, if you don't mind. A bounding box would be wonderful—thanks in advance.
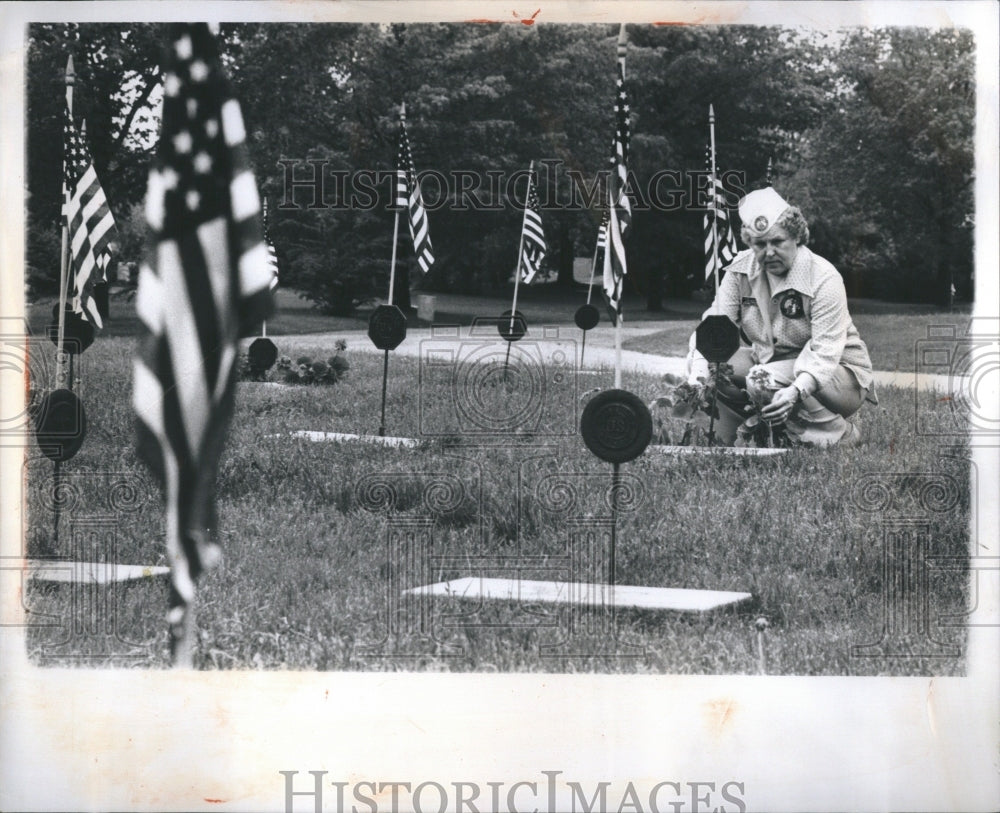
[175,35,193,60]
[165,73,182,97]
[187,98,198,118]
[173,131,193,154]
[186,190,201,211]
[205,119,219,139]
[161,167,179,190]
[189,60,208,82]
[193,152,213,174]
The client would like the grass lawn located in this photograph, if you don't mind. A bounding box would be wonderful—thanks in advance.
[619,310,973,371]
[22,322,970,674]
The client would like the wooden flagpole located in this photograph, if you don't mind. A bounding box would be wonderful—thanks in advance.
[56,55,75,388]
[708,104,721,310]
[261,197,269,338]
[580,235,601,365]
[613,25,626,390]
[379,103,405,436]
[504,160,533,375]
[388,100,403,307]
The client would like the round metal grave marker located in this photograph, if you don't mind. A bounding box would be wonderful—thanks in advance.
[695,315,740,363]
[248,337,278,370]
[574,304,600,331]
[580,389,653,464]
[497,309,527,342]
[368,305,407,351]
[47,304,95,354]
[33,388,87,462]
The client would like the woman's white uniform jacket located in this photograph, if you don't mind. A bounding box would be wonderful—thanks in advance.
[696,247,875,396]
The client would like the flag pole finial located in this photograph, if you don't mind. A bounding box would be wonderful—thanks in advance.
[709,103,715,122]
[400,101,406,120]
[65,54,75,85]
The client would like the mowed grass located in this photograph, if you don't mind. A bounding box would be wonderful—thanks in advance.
[23,330,970,674]
[620,309,973,372]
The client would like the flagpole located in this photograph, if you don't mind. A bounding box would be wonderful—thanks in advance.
[509,161,533,333]
[505,161,532,375]
[766,156,773,186]
[261,196,268,337]
[56,55,75,388]
[379,103,405,436]
[580,236,600,366]
[708,104,721,309]
[586,238,599,306]
[614,25,627,390]
[379,209,399,435]
[388,103,405,307]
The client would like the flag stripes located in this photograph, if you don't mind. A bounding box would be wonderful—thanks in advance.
[396,111,434,273]
[519,167,546,284]
[262,197,279,291]
[63,109,117,328]
[133,23,274,630]
[702,156,738,281]
[602,60,631,325]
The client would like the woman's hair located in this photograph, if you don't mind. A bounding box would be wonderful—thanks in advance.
[741,205,810,246]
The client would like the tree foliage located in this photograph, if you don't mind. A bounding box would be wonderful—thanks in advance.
[784,28,974,303]
[25,23,975,309]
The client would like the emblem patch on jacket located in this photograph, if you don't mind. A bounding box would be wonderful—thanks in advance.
[780,291,805,319]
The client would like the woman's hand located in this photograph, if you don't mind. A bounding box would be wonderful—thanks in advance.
[760,385,800,423]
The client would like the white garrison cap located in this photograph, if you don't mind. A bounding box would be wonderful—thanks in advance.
[738,187,790,238]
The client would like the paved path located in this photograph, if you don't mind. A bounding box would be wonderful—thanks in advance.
[270,323,961,393]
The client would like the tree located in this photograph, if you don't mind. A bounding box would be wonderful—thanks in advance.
[784,28,974,304]
[26,23,167,291]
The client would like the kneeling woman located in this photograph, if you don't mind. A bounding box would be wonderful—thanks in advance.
[689,187,877,446]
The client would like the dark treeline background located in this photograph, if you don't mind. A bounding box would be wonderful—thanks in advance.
[26,23,974,311]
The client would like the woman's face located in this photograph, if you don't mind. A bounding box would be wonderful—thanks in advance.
[749,225,798,276]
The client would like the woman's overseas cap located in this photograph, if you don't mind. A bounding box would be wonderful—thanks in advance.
[739,187,790,238]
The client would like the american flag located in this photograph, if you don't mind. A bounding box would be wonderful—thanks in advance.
[132,23,274,658]
[703,155,737,281]
[602,50,631,326]
[262,196,279,291]
[518,165,546,284]
[64,108,117,328]
[94,251,112,285]
[395,108,434,273]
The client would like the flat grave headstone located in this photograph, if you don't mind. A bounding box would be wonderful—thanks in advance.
[406,577,752,613]
[288,430,420,448]
[646,444,788,456]
[26,560,170,585]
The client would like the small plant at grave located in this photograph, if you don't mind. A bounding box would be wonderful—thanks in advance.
[277,340,350,385]
[736,366,792,449]
[648,364,733,446]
